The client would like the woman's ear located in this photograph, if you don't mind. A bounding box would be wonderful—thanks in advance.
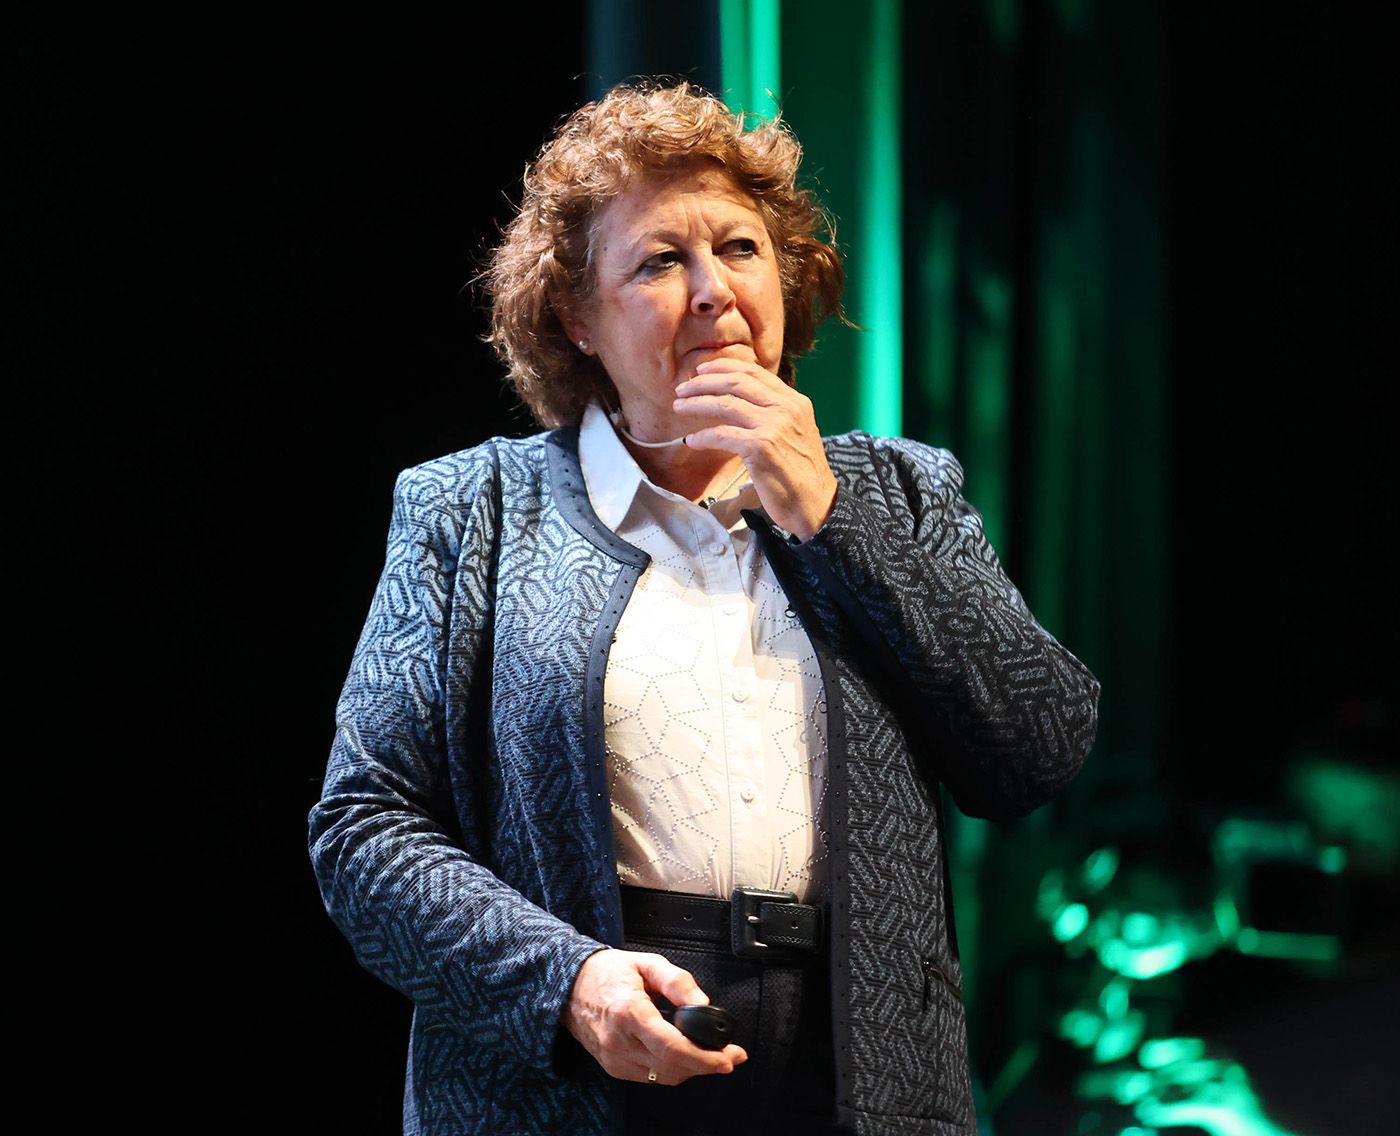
[559,314,594,356]
[563,321,591,354]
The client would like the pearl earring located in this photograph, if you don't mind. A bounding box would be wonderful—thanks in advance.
[578,339,589,353]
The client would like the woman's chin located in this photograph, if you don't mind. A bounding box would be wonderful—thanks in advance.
[616,395,721,444]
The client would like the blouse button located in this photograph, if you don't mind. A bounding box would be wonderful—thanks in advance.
[732,689,750,703]
[740,787,756,803]
[708,542,726,556]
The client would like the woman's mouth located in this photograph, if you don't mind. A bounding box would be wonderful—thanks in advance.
[688,342,749,355]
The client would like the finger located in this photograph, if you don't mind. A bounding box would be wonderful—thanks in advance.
[612,1055,724,1087]
[691,357,789,387]
[613,1057,679,1086]
[622,1023,749,1080]
[633,952,709,1007]
[682,424,755,457]
[678,365,787,402]
[633,1016,738,1077]
[671,393,766,427]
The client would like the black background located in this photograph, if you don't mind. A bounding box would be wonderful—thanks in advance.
[16,5,1395,1131]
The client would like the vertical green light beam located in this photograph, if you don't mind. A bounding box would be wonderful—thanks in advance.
[857,0,903,435]
[720,0,781,119]
[719,0,751,111]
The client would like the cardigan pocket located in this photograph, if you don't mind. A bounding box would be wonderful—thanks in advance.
[921,955,963,1008]
[909,954,972,1126]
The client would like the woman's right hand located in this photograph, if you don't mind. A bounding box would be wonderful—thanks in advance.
[561,948,749,1084]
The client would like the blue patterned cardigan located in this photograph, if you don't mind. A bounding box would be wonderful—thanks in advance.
[309,425,1099,1135]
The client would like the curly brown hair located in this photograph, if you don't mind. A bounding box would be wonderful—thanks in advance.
[482,81,846,427]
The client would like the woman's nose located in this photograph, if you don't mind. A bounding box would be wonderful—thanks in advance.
[690,254,736,316]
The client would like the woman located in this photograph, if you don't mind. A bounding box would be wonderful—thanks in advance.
[309,81,1099,1136]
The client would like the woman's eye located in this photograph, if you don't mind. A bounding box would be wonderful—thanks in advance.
[725,239,759,256]
[640,252,680,273]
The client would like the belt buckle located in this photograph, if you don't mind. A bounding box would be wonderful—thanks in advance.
[730,887,799,959]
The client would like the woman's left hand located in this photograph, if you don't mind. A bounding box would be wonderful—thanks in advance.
[674,360,838,542]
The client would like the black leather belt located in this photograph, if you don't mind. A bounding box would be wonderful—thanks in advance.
[620,885,826,959]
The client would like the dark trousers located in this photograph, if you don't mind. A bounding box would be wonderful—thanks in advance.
[620,932,850,1135]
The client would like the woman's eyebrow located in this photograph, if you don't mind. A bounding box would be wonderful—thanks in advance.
[626,227,685,251]
[622,219,762,257]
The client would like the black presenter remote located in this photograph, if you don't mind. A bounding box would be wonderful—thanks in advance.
[671,1004,737,1051]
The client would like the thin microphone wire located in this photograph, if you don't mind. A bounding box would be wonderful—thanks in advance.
[606,405,749,506]
[608,407,687,449]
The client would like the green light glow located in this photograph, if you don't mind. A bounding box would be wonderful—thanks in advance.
[855,0,902,436]
[1317,845,1347,874]
[1213,818,1313,864]
[1067,1047,1311,1136]
[1135,1092,1301,1136]
[1099,976,1130,1019]
[1038,868,1067,916]
[1060,1009,1102,1048]
[776,1,901,436]
[1076,1069,1153,1106]
[1054,902,1091,941]
[986,1039,1040,1113]
[1156,1058,1231,1088]
[1120,912,1160,945]
[1094,1013,1144,1064]
[1286,755,1400,871]
[1118,1073,1153,1104]
[1098,937,1191,980]
[1213,892,1241,939]
[1082,847,1119,892]
[1081,1047,1302,1134]
[1128,941,1189,979]
[1139,1038,1205,1070]
[719,0,781,120]
[1235,929,1340,962]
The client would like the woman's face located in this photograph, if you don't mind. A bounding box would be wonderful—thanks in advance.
[569,164,785,440]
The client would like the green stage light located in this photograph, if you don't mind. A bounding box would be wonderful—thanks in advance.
[1093,1013,1145,1064]
[1083,847,1120,892]
[1054,901,1091,941]
[719,0,781,121]
[1138,1038,1205,1070]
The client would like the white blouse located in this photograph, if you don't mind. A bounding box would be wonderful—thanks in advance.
[577,401,830,904]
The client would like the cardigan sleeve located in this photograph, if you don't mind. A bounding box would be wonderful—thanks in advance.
[787,434,1100,821]
[307,458,606,1075]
